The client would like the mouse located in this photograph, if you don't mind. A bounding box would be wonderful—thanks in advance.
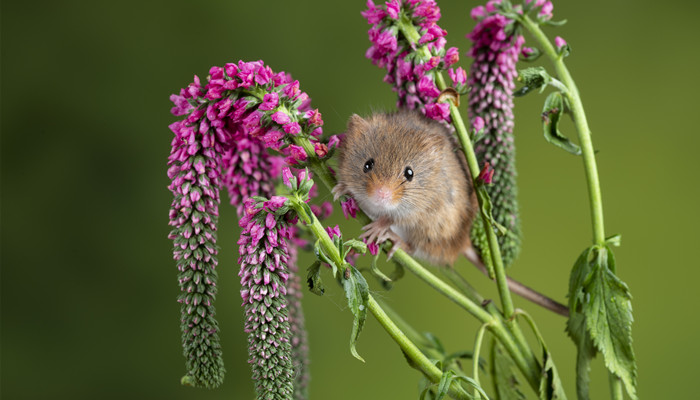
[332,109,478,266]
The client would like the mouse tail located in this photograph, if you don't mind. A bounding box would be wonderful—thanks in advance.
[462,247,569,317]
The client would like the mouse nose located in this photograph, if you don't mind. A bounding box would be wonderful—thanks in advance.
[374,186,392,202]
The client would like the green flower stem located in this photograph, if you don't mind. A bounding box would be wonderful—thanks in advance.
[609,374,623,400]
[520,15,606,246]
[291,198,472,400]
[472,323,489,395]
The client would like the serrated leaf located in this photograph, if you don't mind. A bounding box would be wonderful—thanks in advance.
[343,265,369,362]
[306,261,325,296]
[542,92,581,155]
[583,246,637,399]
[490,340,525,400]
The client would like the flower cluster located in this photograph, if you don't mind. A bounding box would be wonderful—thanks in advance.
[238,196,296,399]
[467,1,524,267]
[169,60,330,392]
[285,244,310,400]
[169,60,328,211]
[362,0,463,123]
[167,118,226,388]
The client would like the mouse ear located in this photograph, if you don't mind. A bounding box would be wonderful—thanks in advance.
[346,114,369,135]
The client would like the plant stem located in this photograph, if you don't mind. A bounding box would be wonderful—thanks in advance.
[521,16,606,245]
[609,373,623,400]
[472,324,489,394]
[292,199,472,400]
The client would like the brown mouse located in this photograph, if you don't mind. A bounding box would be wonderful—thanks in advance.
[333,109,478,266]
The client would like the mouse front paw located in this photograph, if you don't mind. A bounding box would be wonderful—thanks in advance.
[360,218,410,259]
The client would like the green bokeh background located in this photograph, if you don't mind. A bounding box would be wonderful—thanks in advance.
[2,0,698,398]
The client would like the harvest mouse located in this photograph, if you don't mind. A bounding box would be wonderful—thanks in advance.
[333,109,478,266]
[332,109,569,316]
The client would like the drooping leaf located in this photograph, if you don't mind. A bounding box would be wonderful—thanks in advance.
[342,238,367,260]
[490,340,525,400]
[566,246,637,400]
[306,261,325,296]
[583,247,637,399]
[542,92,581,155]
[342,265,369,362]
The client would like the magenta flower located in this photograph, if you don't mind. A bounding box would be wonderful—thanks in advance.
[555,36,567,48]
[472,116,485,133]
[238,198,295,398]
[478,161,495,184]
[288,145,308,163]
[326,225,342,240]
[341,197,359,219]
[467,1,523,266]
[314,142,328,158]
[271,111,291,125]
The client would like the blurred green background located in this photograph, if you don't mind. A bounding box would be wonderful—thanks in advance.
[2,0,699,398]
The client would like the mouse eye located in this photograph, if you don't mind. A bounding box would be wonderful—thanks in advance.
[363,158,374,173]
[404,166,414,182]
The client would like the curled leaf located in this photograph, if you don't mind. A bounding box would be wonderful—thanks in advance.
[542,92,581,155]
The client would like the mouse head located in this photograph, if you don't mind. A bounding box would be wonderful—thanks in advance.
[337,112,445,219]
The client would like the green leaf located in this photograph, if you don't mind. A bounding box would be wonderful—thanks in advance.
[423,332,446,356]
[306,261,325,296]
[539,348,566,400]
[544,19,568,27]
[313,239,337,276]
[583,246,637,399]
[514,67,551,96]
[368,252,392,285]
[515,311,567,400]
[342,238,367,260]
[435,370,454,400]
[490,340,525,400]
[453,374,491,399]
[605,234,622,248]
[542,92,581,155]
[342,265,369,362]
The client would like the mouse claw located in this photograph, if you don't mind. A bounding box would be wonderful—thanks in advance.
[332,183,348,201]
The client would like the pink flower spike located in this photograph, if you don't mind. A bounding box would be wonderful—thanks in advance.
[478,162,495,184]
[325,225,341,240]
[555,36,567,48]
[271,111,291,125]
